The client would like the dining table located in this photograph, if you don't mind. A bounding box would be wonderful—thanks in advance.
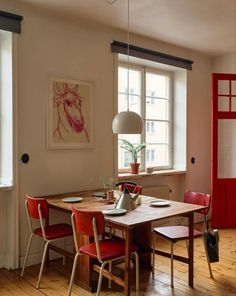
[41,189,206,296]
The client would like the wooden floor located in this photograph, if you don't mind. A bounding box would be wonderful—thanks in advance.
[0,227,235,296]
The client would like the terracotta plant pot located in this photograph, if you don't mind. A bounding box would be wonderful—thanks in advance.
[130,163,140,174]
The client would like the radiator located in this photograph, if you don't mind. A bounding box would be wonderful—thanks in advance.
[142,185,171,199]
[143,185,174,226]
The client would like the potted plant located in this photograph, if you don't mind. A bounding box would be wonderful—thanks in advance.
[119,139,146,174]
[99,177,115,199]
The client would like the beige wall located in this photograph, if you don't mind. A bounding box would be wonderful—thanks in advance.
[213,52,236,73]
[0,0,213,268]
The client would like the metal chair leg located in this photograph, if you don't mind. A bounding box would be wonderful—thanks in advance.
[170,242,174,288]
[68,252,80,296]
[21,233,34,277]
[36,240,50,289]
[96,262,106,296]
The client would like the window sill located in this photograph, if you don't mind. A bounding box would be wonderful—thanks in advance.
[0,183,13,190]
[118,169,186,180]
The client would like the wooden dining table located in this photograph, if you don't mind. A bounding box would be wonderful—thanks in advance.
[42,190,206,296]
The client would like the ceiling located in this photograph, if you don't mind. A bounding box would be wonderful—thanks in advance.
[19,0,236,57]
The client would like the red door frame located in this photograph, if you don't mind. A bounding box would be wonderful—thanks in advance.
[211,73,236,228]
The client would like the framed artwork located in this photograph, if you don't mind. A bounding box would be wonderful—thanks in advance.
[47,77,93,149]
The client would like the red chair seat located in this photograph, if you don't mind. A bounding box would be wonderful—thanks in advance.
[153,225,202,241]
[34,223,73,240]
[80,239,138,261]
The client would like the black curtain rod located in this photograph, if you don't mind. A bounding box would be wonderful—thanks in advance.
[111,40,193,70]
[0,10,23,33]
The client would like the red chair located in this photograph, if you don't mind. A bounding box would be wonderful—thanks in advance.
[152,191,212,287]
[68,208,139,296]
[120,181,143,194]
[20,194,73,288]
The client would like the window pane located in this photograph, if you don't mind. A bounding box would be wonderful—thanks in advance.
[146,148,156,163]
[146,121,169,143]
[118,93,140,114]
[218,80,229,95]
[129,94,141,114]
[218,119,236,178]
[232,81,236,95]
[118,93,127,111]
[118,67,128,93]
[146,98,169,120]
[146,73,168,98]
[145,144,169,167]
[118,134,141,169]
[129,69,141,96]
[156,144,169,166]
[232,97,236,111]
[218,96,229,112]
[118,67,141,95]
[118,66,141,115]
[146,121,155,134]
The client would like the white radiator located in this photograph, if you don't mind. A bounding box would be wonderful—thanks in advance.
[143,185,173,226]
[142,185,171,199]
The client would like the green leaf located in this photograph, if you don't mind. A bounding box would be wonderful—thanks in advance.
[119,139,146,163]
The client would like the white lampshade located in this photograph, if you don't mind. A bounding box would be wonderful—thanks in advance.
[112,111,143,134]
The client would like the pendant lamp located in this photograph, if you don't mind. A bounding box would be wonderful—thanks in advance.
[111,0,143,134]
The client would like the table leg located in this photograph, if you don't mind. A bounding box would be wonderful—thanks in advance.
[125,227,131,296]
[188,212,194,287]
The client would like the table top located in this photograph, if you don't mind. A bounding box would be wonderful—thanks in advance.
[44,190,205,228]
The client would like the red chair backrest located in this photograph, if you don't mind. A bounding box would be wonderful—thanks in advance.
[121,183,143,194]
[26,194,49,219]
[184,191,211,216]
[72,208,105,236]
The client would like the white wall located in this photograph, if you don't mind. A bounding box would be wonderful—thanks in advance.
[186,53,212,192]
[0,0,213,268]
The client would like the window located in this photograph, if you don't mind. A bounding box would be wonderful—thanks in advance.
[146,121,155,134]
[146,91,155,104]
[146,149,155,163]
[0,29,13,185]
[118,62,172,172]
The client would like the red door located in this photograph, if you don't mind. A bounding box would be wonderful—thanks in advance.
[212,73,236,228]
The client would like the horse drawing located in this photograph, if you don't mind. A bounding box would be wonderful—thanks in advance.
[53,82,89,142]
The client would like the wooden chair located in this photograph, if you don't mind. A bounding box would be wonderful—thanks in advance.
[152,191,212,287]
[68,208,139,296]
[21,194,73,288]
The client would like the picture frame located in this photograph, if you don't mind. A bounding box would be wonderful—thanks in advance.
[47,77,93,149]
